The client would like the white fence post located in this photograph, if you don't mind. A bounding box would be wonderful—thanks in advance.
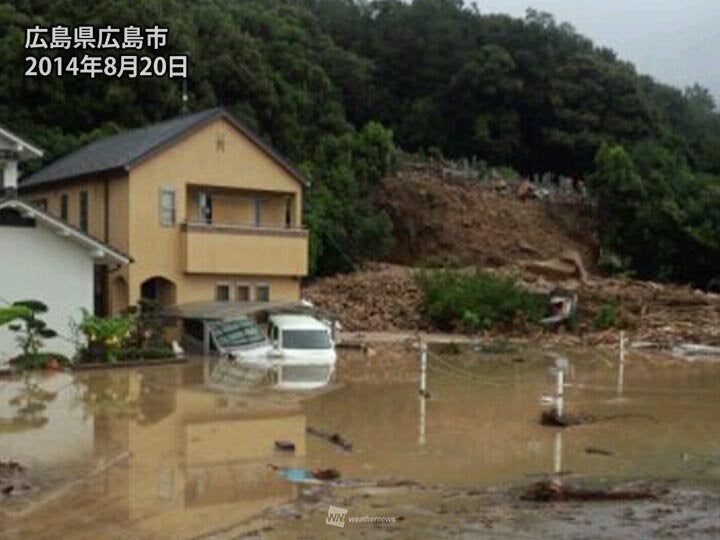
[617,331,626,397]
[555,368,565,419]
[419,340,428,396]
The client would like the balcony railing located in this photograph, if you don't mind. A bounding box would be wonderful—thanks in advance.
[183,220,307,237]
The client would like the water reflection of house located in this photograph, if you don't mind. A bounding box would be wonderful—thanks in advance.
[92,369,306,539]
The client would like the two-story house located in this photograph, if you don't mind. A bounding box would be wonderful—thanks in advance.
[20,108,309,315]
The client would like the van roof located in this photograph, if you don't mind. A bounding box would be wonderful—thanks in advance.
[270,314,328,331]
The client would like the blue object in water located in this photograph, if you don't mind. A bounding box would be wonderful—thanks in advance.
[279,468,313,482]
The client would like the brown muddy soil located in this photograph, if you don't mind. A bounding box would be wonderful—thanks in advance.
[305,160,720,343]
[377,161,598,271]
[304,262,720,344]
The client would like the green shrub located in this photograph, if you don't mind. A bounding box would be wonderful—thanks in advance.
[7,300,57,365]
[415,269,545,332]
[0,305,31,327]
[593,303,619,330]
[78,311,135,363]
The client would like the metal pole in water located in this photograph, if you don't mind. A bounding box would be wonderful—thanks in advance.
[418,395,427,446]
[420,340,428,397]
[617,331,625,397]
[554,431,563,476]
[555,368,565,419]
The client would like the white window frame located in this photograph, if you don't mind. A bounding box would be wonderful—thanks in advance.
[160,187,176,227]
[197,190,212,224]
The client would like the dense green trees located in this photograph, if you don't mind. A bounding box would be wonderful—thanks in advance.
[3,0,720,281]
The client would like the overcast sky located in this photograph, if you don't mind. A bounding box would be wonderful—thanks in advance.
[475,0,720,103]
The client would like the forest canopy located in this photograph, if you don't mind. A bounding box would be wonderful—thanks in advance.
[2,0,720,282]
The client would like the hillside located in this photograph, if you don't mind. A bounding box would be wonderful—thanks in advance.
[305,162,720,343]
[4,1,720,278]
[376,161,597,271]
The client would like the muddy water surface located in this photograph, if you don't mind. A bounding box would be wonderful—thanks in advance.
[1,347,719,539]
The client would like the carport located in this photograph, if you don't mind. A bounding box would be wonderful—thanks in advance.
[163,300,337,355]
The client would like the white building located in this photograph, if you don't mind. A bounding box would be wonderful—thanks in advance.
[0,126,130,362]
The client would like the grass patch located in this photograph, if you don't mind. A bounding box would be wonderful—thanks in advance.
[415,268,545,332]
[592,302,620,330]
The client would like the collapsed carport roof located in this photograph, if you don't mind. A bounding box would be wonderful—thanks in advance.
[163,300,337,322]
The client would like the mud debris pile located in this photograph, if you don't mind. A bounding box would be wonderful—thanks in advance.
[304,262,720,344]
[304,263,423,332]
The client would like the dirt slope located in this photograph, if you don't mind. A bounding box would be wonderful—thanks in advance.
[377,162,598,271]
[304,161,720,343]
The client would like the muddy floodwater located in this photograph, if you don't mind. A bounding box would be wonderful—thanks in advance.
[1,345,720,539]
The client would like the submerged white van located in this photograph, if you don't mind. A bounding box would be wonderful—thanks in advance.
[209,314,337,390]
[267,314,337,389]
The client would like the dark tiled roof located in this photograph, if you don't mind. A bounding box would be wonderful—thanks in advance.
[21,108,307,188]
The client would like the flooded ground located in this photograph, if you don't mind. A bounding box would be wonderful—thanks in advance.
[1,344,720,538]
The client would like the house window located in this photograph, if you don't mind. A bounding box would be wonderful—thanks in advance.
[285,199,293,228]
[79,191,89,232]
[253,196,262,227]
[60,194,69,221]
[160,188,176,226]
[215,283,230,302]
[255,284,270,302]
[236,284,251,302]
[198,191,212,224]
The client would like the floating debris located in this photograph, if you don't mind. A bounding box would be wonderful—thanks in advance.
[274,440,296,452]
[0,461,31,497]
[540,408,658,428]
[307,426,353,452]
[522,479,668,502]
[540,408,591,427]
[585,447,614,456]
[269,465,341,483]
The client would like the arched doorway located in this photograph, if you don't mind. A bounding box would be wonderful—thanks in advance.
[112,276,129,313]
[140,276,177,306]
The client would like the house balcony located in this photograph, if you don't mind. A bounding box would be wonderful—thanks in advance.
[182,185,308,276]
[182,221,308,276]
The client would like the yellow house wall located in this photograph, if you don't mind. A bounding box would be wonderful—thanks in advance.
[23,174,128,243]
[174,274,300,303]
[184,231,308,276]
[127,116,306,306]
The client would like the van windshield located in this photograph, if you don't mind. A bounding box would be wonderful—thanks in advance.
[282,329,332,350]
